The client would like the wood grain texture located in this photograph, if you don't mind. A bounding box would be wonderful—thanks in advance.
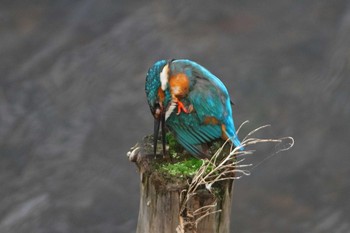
[128,138,234,233]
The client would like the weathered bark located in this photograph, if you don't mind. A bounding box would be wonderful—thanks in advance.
[127,138,234,233]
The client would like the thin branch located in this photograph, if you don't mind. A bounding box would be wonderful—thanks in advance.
[177,122,294,230]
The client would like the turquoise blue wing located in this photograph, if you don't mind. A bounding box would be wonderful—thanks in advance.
[170,59,232,122]
[188,64,243,149]
[189,75,242,149]
[166,59,243,156]
[166,112,222,158]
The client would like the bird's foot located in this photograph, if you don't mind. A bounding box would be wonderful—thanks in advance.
[176,100,190,115]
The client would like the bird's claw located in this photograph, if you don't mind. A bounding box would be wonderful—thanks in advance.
[176,100,189,115]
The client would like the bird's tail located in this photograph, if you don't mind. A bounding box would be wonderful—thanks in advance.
[231,134,244,151]
[224,122,244,151]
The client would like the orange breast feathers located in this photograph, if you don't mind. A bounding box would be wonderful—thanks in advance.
[169,73,190,98]
[157,87,165,103]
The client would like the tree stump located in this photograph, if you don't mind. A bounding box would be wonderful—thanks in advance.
[127,136,235,233]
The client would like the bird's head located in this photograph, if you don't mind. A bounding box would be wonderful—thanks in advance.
[145,59,172,156]
[145,59,167,116]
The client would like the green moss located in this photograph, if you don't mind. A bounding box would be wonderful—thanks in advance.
[157,157,204,178]
[155,131,229,179]
[165,132,184,158]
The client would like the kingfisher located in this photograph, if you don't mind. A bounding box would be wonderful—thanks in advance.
[145,59,242,159]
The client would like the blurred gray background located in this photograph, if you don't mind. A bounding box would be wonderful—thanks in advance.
[1,1,349,232]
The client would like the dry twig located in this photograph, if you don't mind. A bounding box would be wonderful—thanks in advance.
[177,122,294,231]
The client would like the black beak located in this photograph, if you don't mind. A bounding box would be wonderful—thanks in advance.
[153,108,166,156]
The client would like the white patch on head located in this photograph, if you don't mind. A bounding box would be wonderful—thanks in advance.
[165,101,177,120]
[160,64,169,91]
[171,86,181,95]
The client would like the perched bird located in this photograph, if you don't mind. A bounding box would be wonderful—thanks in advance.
[145,59,242,159]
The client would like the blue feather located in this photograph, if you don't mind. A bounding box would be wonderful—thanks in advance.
[168,60,243,150]
[145,59,243,158]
